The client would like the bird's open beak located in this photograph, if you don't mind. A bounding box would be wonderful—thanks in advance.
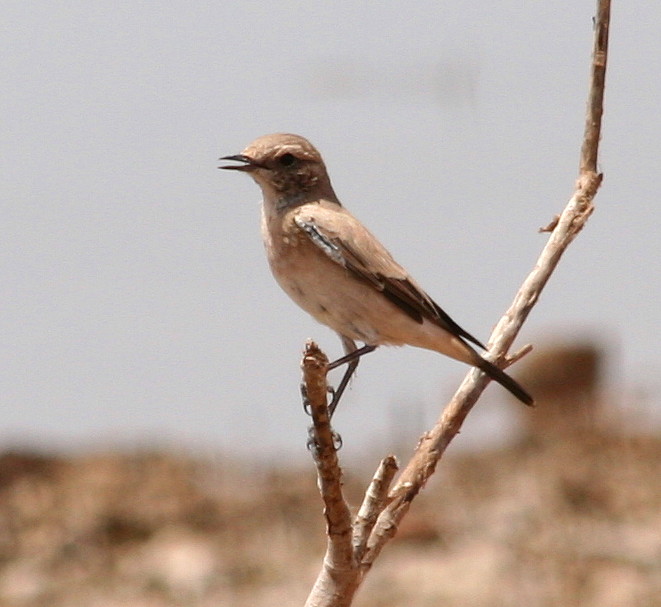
[218,154,260,171]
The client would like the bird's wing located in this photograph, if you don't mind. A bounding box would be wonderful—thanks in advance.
[294,206,486,350]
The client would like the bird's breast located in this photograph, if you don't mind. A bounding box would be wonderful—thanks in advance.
[260,205,452,348]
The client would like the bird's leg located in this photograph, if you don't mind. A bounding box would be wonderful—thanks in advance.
[327,337,376,417]
[327,344,377,371]
[328,359,358,417]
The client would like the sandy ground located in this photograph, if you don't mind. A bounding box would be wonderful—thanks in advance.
[0,425,658,607]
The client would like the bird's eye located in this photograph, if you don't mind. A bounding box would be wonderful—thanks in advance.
[278,153,296,167]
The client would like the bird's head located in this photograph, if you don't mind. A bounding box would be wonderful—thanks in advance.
[220,133,337,207]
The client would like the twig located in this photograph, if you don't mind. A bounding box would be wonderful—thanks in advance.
[581,0,610,175]
[304,2,610,604]
[352,455,398,563]
[506,343,534,366]
[370,0,609,559]
[303,342,357,607]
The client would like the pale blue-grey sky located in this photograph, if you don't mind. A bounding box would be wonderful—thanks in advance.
[2,2,659,459]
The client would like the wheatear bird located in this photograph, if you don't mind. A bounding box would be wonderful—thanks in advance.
[221,134,533,413]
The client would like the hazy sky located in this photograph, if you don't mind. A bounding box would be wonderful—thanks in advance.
[2,2,659,460]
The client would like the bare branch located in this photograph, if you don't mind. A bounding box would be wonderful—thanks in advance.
[303,342,357,607]
[581,0,610,174]
[352,455,398,563]
[506,343,534,366]
[367,0,610,566]
[305,2,611,604]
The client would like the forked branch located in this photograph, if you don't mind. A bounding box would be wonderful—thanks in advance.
[304,2,610,605]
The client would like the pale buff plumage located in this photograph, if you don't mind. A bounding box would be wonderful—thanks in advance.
[221,133,532,407]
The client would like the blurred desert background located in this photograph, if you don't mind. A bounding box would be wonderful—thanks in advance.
[1,341,660,606]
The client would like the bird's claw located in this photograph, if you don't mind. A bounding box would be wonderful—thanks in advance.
[300,383,312,416]
[302,384,337,417]
[306,426,343,452]
[306,426,317,451]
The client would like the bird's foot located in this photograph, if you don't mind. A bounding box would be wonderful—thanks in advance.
[301,384,336,416]
[306,426,343,452]
[300,383,311,416]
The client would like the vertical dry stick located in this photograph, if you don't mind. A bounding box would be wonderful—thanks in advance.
[303,342,359,607]
[305,1,610,604]
[581,0,610,176]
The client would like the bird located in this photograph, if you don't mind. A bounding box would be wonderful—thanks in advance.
[220,133,533,413]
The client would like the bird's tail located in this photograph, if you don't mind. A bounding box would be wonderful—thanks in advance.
[473,354,534,406]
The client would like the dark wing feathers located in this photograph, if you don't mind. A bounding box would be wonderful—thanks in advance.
[295,215,486,350]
